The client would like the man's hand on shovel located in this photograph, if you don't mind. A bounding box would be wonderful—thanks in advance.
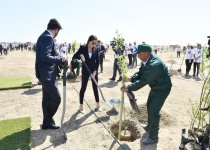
[121,86,128,92]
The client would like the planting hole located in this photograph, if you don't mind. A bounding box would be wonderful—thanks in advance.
[110,120,141,142]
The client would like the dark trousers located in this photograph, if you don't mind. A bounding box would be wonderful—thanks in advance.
[132,54,137,67]
[80,73,99,104]
[185,59,193,75]
[0,49,2,55]
[99,62,103,72]
[99,55,105,72]
[193,62,200,76]
[3,49,7,55]
[177,51,180,58]
[111,59,121,79]
[154,50,157,54]
[99,55,104,72]
[56,66,62,79]
[41,81,61,126]
[146,87,171,139]
[128,54,132,66]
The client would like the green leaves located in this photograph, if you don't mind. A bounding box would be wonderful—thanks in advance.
[111,30,128,79]
[117,55,128,79]
[71,40,79,53]
[189,49,210,133]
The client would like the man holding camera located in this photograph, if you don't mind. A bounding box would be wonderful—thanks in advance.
[35,19,67,129]
[121,44,172,145]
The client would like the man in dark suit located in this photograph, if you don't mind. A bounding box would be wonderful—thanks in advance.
[35,19,67,129]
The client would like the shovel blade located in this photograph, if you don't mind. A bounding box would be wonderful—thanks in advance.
[127,91,140,114]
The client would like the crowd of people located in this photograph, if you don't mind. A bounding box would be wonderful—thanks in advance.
[0,42,36,55]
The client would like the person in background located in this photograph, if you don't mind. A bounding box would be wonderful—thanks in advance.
[185,44,194,76]
[72,35,100,113]
[105,43,109,52]
[68,43,71,53]
[69,58,82,77]
[0,43,2,55]
[60,44,67,54]
[97,40,106,73]
[207,39,210,58]
[127,43,133,67]
[193,43,203,77]
[154,46,157,54]
[177,46,181,58]
[121,43,172,145]
[110,44,123,82]
[132,41,138,68]
[3,43,8,55]
[35,19,67,129]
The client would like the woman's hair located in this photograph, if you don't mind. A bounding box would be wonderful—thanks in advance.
[86,35,97,45]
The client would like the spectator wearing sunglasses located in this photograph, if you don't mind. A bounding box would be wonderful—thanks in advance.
[72,35,100,113]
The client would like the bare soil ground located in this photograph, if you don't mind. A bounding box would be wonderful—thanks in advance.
[0,49,204,150]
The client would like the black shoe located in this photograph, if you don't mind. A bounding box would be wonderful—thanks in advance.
[110,77,115,81]
[50,118,55,125]
[142,137,158,145]
[117,77,122,82]
[41,124,60,130]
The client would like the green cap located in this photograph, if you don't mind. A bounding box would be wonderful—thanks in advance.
[135,44,152,54]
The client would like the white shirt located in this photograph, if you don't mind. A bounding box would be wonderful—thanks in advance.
[133,44,138,54]
[194,48,202,63]
[60,46,67,54]
[88,52,92,59]
[3,43,8,49]
[177,48,181,52]
[127,45,133,54]
[185,48,193,60]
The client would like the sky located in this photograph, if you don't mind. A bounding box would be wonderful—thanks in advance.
[0,0,209,45]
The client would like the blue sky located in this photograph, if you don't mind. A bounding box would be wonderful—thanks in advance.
[0,0,209,45]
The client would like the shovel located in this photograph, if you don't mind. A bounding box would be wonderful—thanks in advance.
[126,90,140,114]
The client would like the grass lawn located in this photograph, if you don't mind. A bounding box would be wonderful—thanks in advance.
[0,76,32,90]
[0,117,31,150]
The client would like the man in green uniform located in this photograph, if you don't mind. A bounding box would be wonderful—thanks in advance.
[121,43,172,145]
